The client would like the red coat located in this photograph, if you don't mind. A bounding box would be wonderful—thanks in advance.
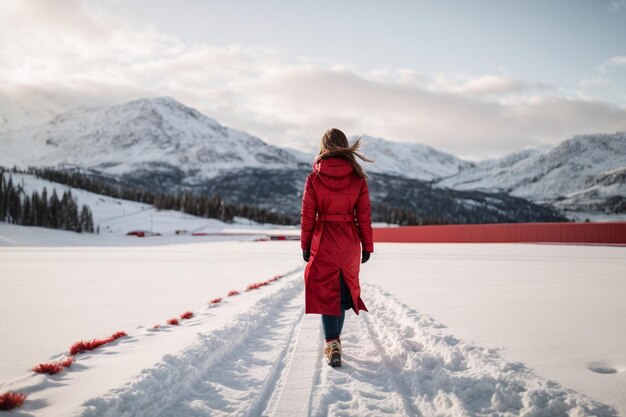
[300,157,374,316]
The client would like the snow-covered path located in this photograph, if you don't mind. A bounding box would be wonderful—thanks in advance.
[309,295,420,417]
[80,277,306,417]
[73,278,616,417]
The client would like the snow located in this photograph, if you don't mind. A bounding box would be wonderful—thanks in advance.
[80,275,306,417]
[269,314,321,417]
[356,134,471,181]
[361,243,626,416]
[437,132,626,210]
[307,284,614,417]
[0,237,302,387]
[1,227,624,416]
[0,97,301,178]
[566,212,626,222]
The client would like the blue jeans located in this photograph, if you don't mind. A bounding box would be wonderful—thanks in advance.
[321,272,352,340]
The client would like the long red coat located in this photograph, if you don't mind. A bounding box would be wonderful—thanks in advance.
[300,157,374,316]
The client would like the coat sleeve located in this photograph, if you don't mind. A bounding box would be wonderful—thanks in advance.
[300,174,317,250]
[355,178,374,253]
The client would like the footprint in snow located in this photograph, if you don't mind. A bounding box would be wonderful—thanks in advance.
[588,362,618,374]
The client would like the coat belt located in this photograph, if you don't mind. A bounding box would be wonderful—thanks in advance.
[318,213,354,222]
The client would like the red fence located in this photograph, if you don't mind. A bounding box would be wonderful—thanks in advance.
[372,222,626,245]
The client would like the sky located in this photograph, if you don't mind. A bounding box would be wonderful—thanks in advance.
[1,0,625,159]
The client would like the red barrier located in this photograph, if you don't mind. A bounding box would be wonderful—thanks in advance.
[372,222,626,245]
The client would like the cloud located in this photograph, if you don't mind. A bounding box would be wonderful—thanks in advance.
[1,0,626,160]
[578,76,610,87]
[0,0,179,86]
[233,67,626,158]
[363,68,429,87]
[426,74,529,96]
[599,55,626,72]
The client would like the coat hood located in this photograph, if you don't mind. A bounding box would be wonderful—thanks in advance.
[313,157,354,190]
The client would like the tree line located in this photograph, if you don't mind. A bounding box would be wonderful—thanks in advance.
[0,168,95,233]
[3,165,482,228]
[28,167,298,225]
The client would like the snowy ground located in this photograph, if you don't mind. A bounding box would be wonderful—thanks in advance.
[1,225,624,416]
[360,243,626,416]
[566,211,626,222]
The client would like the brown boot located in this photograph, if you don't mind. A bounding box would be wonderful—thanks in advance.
[324,339,341,367]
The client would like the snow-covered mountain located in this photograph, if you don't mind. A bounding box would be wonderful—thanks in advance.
[0,91,70,133]
[437,132,626,212]
[355,135,471,181]
[0,97,302,182]
[1,95,623,218]
[282,135,471,181]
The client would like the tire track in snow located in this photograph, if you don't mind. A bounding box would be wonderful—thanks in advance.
[77,276,619,417]
[265,314,323,417]
[357,283,618,417]
[80,274,305,417]
[306,282,618,417]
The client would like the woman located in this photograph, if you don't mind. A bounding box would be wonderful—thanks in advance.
[300,128,374,367]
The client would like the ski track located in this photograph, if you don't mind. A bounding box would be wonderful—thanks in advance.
[318,283,618,417]
[308,306,421,417]
[80,276,305,417]
[78,278,618,417]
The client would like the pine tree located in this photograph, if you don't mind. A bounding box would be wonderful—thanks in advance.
[80,204,94,233]
[5,175,15,222]
[31,191,40,226]
[0,171,5,221]
[8,189,21,224]
[40,187,48,227]
[48,189,60,229]
[4,176,23,224]
[21,195,33,226]
[67,197,80,232]
[60,190,70,230]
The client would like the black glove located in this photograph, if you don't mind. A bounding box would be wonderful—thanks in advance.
[303,250,311,262]
[361,251,371,264]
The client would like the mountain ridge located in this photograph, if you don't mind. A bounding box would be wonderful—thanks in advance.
[1,96,624,219]
[1,96,303,182]
[437,132,626,213]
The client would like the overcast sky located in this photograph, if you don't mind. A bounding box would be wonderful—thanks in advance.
[1,0,626,159]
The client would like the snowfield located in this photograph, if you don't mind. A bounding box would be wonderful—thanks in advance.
[1,226,624,416]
